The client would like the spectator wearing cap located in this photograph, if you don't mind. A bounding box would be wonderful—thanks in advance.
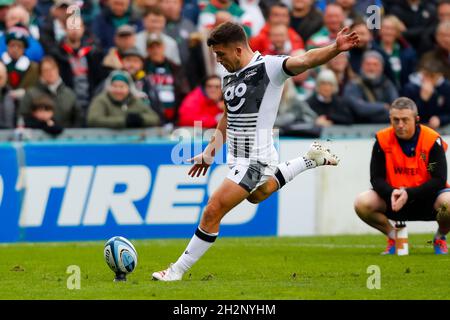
[50,17,106,115]
[87,70,160,128]
[307,3,344,50]
[0,61,15,128]
[374,15,417,90]
[40,0,75,54]
[420,21,450,81]
[344,50,398,124]
[403,59,450,129]
[250,3,304,54]
[144,33,190,124]
[0,6,43,62]
[290,0,323,43]
[102,24,137,71]
[24,94,64,135]
[19,56,82,127]
[306,69,354,126]
[178,74,224,128]
[91,0,143,51]
[135,6,181,65]
[121,46,165,123]
[2,26,39,95]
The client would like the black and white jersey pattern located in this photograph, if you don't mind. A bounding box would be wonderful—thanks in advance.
[221,51,292,165]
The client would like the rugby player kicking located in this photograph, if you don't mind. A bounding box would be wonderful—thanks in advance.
[153,21,359,281]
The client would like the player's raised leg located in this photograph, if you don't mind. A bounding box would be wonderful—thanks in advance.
[152,178,249,281]
[248,141,340,204]
[433,190,450,254]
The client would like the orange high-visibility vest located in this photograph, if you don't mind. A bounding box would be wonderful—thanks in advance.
[376,125,448,188]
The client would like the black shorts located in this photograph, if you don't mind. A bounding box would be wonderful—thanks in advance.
[383,188,450,221]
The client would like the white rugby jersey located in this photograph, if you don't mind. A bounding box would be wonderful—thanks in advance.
[220,51,292,166]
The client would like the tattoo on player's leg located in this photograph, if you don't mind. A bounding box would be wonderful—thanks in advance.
[66,265,81,290]
[366,265,381,290]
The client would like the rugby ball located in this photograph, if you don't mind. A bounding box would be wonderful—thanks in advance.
[104,236,138,274]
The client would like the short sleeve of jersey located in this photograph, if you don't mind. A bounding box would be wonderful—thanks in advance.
[264,55,294,87]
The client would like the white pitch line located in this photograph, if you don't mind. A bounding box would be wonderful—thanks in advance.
[268,243,431,249]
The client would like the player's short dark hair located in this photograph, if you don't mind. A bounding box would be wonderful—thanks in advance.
[390,97,418,116]
[206,22,248,47]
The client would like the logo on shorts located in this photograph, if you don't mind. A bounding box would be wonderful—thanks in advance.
[234,169,240,175]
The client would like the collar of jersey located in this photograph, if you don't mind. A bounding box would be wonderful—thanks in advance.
[233,51,262,77]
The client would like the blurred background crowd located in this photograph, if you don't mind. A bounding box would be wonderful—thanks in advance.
[0,0,449,137]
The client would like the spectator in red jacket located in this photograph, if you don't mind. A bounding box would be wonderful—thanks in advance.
[249,3,304,54]
[177,75,224,128]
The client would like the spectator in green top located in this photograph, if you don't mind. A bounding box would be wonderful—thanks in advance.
[87,70,160,129]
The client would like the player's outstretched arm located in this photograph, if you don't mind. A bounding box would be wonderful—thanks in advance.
[284,26,359,76]
[187,112,227,177]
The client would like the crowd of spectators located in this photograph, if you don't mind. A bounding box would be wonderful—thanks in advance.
[0,0,449,136]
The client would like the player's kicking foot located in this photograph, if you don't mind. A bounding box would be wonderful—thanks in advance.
[152,263,183,281]
[433,236,448,255]
[306,141,340,166]
[381,238,396,255]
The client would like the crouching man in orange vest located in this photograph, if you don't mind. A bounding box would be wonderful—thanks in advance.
[354,97,450,255]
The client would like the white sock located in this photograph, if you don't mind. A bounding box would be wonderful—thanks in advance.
[274,156,316,188]
[172,227,218,274]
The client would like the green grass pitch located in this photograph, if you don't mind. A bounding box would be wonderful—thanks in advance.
[1,234,449,300]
